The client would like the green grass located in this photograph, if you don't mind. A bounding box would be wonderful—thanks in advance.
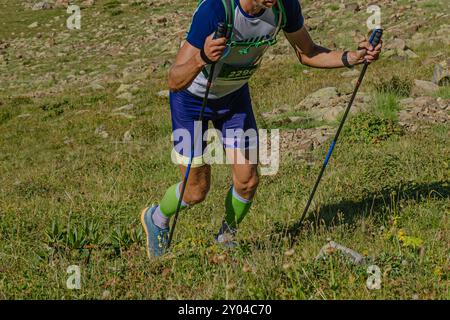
[372,93,401,121]
[435,86,450,99]
[0,0,449,300]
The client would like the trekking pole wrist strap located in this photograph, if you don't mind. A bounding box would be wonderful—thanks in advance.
[200,47,214,65]
[342,51,354,69]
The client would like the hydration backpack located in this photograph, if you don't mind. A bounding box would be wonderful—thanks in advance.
[194,0,287,55]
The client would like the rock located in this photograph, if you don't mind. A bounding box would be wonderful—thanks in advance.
[298,87,339,109]
[322,106,345,121]
[400,98,414,107]
[412,96,437,108]
[280,126,334,159]
[433,60,450,86]
[412,79,439,96]
[385,38,406,51]
[81,0,95,7]
[32,2,53,10]
[344,3,360,13]
[54,0,69,8]
[398,96,450,130]
[383,50,397,59]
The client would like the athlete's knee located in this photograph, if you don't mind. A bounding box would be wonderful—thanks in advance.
[234,173,259,196]
[185,181,210,205]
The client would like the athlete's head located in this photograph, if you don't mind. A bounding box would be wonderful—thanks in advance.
[252,0,278,10]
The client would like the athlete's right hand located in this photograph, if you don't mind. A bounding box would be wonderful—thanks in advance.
[202,33,227,63]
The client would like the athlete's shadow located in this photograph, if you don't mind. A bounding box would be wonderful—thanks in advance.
[283,181,449,246]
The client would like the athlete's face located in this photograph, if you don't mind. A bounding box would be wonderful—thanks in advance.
[253,0,277,9]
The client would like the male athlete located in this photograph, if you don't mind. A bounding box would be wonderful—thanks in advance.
[141,0,382,257]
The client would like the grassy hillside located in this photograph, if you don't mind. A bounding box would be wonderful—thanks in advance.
[0,0,448,299]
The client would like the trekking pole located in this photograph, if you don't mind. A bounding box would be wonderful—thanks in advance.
[168,23,228,249]
[297,29,383,228]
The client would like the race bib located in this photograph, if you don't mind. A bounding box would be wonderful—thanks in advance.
[217,63,260,81]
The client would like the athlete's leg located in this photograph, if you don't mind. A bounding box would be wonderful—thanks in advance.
[141,89,213,257]
[179,164,211,205]
[224,149,259,229]
[213,85,259,243]
[151,164,210,229]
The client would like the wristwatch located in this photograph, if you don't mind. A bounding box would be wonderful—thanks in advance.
[342,51,354,69]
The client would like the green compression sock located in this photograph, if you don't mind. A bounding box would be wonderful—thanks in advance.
[224,186,253,229]
[159,182,188,218]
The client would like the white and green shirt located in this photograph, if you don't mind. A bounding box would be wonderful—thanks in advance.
[186,0,304,99]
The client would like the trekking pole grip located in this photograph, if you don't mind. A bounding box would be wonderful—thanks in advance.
[369,28,383,47]
[214,22,227,40]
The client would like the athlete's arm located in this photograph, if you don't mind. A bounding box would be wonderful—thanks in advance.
[168,35,227,92]
[284,26,382,68]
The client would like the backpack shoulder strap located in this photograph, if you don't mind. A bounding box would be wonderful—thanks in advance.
[221,0,235,40]
[272,0,287,33]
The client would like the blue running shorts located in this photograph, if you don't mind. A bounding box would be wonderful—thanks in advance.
[169,84,258,167]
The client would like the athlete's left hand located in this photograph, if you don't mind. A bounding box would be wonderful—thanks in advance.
[349,39,383,65]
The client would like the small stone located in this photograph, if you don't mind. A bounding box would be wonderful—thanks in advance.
[116,92,133,101]
[111,112,136,119]
[344,3,360,12]
[404,49,419,59]
[102,290,111,299]
[81,0,95,7]
[17,114,32,119]
[282,263,292,270]
[95,125,109,139]
[32,2,53,10]
[89,83,104,91]
[113,104,134,112]
[116,84,132,94]
[284,249,295,257]
[157,90,170,98]
[54,0,69,8]
[28,22,39,29]
[123,130,133,143]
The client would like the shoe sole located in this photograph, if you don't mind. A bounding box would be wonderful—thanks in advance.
[140,207,152,260]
